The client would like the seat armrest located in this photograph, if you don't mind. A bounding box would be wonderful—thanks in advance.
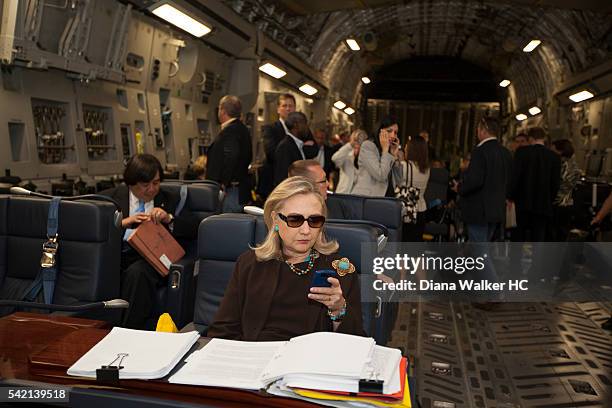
[179,321,208,335]
[166,260,196,329]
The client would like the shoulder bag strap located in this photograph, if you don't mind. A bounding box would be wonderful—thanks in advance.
[23,197,61,304]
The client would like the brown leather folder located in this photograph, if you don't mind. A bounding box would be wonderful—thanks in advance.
[127,220,185,276]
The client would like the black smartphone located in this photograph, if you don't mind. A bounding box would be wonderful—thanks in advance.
[310,269,336,288]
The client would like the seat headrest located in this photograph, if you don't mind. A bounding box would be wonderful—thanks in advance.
[4,196,115,242]
[0,196,7,234]
[187,184,219,212]
[324,221,380,272]
[363,199,402,229]
[199,214,256,260]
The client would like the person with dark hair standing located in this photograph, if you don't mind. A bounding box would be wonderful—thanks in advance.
[551,139,581,240]
[419,130,437,161]
[312,128,335,177]
[509,127,561,241]
[259,94,296,198]
[352,116,402,197]
[511,133,529,153]
[453,117,512,242]
[207,95,252,213]
[591,192,612,330]
[273,112,312,186]
[102,154,189,329]
[397,136,430,241]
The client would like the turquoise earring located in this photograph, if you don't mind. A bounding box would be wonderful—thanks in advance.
[274,225,279,232]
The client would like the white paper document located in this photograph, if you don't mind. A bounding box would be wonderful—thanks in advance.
[169,338,285,390]
[281,345,402,394]
[261,332,376,383]
[169,331,404,396]
[67,327,200,380]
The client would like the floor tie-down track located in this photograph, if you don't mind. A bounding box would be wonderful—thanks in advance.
[388,302,612,407]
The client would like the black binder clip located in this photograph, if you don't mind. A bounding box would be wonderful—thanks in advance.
[359,378,384,393]
[96,353,128,386]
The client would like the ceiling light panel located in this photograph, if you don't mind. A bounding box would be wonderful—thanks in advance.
[516,114,528,121]
[299,84,318,96]
[259,63,286,79]
[346,39,360,51]
[569,90,594,103]
[523,40,541,52]
[151,3,212,37]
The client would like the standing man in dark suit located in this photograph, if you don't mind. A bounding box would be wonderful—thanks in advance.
[454,117,512,242]
[313,128,335,177]
[508,127,561,241]
[258,93,296,198]
[102,154,183,329]
[273,112,312,186]
[206,95,252,213]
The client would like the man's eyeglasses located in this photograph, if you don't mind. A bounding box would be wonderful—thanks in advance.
[278,213,326,228]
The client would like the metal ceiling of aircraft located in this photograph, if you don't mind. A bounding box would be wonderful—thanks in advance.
[274,0,612,14]
[222,0,612,107]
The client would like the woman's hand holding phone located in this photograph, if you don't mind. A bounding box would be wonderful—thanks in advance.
[379,129,390,152]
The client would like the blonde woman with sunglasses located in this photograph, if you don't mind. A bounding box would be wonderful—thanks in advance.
[208,177,365,341]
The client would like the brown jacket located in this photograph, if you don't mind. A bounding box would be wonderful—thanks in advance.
[208,250,365,341]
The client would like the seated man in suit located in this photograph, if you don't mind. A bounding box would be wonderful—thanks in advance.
[274,112,314,187]
[288,160,356,220]
[288,160,329,199]
[102,154,190,329]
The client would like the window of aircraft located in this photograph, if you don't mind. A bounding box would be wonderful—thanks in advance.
[125,53,144,70]
[116,89,128,110]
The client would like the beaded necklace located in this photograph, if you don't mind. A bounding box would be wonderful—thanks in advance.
[285,249,319,276]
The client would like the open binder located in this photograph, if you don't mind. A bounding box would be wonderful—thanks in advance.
[127,220,185,276]
[169,332,403,395]
[67,327,200,380]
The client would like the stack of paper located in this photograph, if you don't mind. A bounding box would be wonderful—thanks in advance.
[169,331,407,407]
[281,358,410,408]
[170,339,285,390]
[262,332,377,386]
[67,327,199,379]
[280,344,402,395]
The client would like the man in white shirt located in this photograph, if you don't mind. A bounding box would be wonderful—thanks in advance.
[259,94,296,198]
[273,112,312,186]
[102,154,180,329]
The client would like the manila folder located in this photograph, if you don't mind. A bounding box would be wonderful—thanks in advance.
[127,220,185,276]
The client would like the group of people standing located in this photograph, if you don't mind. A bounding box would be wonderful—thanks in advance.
[105,91,611,334]
[196,91,590,247]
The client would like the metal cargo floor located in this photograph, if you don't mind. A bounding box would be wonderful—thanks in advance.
[388,302,612,408]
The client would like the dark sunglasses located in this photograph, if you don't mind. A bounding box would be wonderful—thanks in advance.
[278,213,326,228]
